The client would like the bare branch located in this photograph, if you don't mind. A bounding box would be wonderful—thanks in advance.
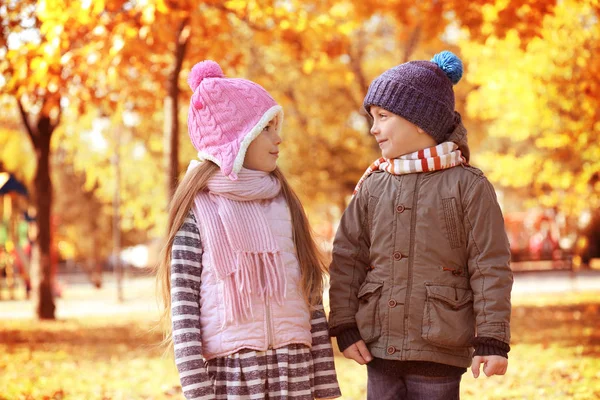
[340,87,361,111]
[208,3,270,32]
[52,106,63,133]
[174,17,191,80]
[402,24,422,63]
[349,28,369,96]
[348,29,372,132]
[16,98,37,146]
[282,88,309,132]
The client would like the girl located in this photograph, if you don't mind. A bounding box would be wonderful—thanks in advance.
[156,60,341,400]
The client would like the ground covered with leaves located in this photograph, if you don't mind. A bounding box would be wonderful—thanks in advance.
[1,292,599,399]
[0,314,180,400]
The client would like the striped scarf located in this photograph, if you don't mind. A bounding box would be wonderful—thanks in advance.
[353,142,466,195]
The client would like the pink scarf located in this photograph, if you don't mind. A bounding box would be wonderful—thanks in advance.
[353,142,466,195]
[190,165,286,325]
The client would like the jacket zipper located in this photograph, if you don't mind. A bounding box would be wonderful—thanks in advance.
[402,173,422,355]
[266,297,273,349]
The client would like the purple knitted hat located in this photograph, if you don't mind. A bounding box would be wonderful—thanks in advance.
[363,51,463,143]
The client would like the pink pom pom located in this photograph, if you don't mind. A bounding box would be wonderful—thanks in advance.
[187,60,224,91]
[192,93,204,109]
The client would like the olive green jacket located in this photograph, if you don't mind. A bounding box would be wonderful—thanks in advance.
[328,160,512,368]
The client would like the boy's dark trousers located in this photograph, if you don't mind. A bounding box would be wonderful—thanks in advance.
[367,363,461,400]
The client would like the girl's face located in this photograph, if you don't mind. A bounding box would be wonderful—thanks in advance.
[369,106,437,159]
[243,117,282,172]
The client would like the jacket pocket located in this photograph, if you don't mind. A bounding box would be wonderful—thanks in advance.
[356,281,384,344]
[441,197,465,249]
[422,284,475,348]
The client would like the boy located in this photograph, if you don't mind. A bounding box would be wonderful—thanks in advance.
[328,51,512,400]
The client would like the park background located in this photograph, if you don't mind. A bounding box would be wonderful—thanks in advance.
[1,0,599,399]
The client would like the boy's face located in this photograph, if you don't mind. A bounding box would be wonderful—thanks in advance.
[369,106,437,159]
[243,116,282,173]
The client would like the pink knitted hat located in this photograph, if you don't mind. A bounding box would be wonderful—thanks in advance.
[187,60,283,180]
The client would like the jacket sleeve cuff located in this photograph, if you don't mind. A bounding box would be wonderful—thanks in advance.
[336,327,363,352]
[473,336,510,358]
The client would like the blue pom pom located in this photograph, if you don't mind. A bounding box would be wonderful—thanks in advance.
[431,51,463,85]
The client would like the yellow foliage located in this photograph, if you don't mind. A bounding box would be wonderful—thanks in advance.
[141,4,156,24]
[463,0,599,217]
[225,0,249,12]
[0,0,563,256]
[302,58,315,74]
[0,127,36,182]
[156,0,171,13]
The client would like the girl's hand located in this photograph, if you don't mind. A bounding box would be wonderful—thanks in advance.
[342,340,373,365]
[471,355,508,378]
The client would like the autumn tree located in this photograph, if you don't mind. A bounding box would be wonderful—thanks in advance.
[0,0,140,318]
[462,0,599,221]
[108,1,265,200]
[0,0,561,312]
[226,0,559,230]
[102,0,558,240]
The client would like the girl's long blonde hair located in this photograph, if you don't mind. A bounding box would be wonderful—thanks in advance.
[155,161,326,349]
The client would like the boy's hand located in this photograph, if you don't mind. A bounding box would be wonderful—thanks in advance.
[342,340,373,365]
[471,355,508,378]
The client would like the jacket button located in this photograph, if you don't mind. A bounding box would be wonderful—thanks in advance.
[396,205,405,213]
[386,346,396,355]
[393,252,402,260]
[388,299,397,308]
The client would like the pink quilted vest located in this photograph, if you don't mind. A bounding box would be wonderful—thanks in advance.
[194,194,312,360]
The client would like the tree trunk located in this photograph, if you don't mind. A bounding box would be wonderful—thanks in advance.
[18,98,58,320]
[164,18,191,200]
[113,127,123,302]
[34,116,55,319]
[164,89,178,200]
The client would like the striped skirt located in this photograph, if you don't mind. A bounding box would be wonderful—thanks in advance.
[205,344,340,399]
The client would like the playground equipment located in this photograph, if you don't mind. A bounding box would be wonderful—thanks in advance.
[0,172,31,300]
